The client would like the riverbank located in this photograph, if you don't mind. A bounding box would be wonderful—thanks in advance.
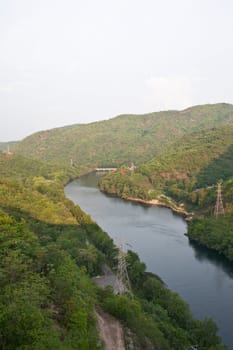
[65,174,233,349]
[100,188,191,218]
[126,196,189,217]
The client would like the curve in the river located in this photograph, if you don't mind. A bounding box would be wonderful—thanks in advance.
[65,172,233,349]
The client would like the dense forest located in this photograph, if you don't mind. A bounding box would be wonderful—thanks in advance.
[0,150,227,349]
[1,103,233,349]
[187,177,233,261]
[14,103,233,170]
[99,126,233,200]
[99,125,233,262]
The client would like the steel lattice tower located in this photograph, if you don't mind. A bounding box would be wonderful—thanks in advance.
[214,180,225,218]
[115,243,133,297]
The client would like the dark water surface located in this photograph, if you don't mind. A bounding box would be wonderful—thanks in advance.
[65,173,233,349]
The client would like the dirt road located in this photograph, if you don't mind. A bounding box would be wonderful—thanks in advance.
[95,306,125,350]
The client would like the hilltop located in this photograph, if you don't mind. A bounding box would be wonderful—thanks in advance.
[14,103,233,171]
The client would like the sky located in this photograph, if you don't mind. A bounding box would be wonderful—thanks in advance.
[1,0,233,141]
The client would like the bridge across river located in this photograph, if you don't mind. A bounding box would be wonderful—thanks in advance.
[95,167,117,172]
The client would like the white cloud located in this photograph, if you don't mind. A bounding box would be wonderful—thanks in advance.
[143,77,194,111]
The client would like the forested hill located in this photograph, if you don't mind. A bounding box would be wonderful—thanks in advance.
[0,152,226,349]
[139,125,233,193]
[99,125,233,201]
[98,124,233,263]
[0,152,79,184]
[14,103,233,169]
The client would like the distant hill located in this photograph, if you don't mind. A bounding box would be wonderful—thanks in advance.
[13,103,233,170]
[0,152,78,184]
[99,125,233,202]
[140,125,233,191]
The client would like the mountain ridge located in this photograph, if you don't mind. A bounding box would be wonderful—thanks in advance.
[13,103,233,171]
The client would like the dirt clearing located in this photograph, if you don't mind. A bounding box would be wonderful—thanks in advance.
[95,306,125,350]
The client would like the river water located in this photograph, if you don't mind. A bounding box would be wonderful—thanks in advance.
[65,172,233,349]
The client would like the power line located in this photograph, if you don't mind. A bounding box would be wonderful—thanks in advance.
[115,242,133,297]
[214,180,225,218]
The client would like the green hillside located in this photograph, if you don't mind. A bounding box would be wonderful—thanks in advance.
[0,151,79,184]
[187,177,233,261]
[14,103,233,170]
[99,125,233,202]
[0,139,226,349]
[99,124,233,263]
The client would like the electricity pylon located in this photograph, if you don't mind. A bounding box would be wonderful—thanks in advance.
[214,180,225,218]
[115,242,133,297]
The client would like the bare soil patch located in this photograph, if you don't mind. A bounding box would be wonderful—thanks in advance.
[95,306,125,350]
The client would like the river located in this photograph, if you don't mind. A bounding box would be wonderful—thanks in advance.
[65,172,233,349]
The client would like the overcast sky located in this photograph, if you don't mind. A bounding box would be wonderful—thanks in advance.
[1,0,233,141]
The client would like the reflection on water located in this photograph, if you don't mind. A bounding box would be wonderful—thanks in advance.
[188,239,233,278]
[65,173,233,349]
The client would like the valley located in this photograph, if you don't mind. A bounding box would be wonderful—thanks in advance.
[0,103,232,349]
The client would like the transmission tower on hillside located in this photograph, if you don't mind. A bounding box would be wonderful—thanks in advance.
[214,180,225,218]
[115,242,133,297]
